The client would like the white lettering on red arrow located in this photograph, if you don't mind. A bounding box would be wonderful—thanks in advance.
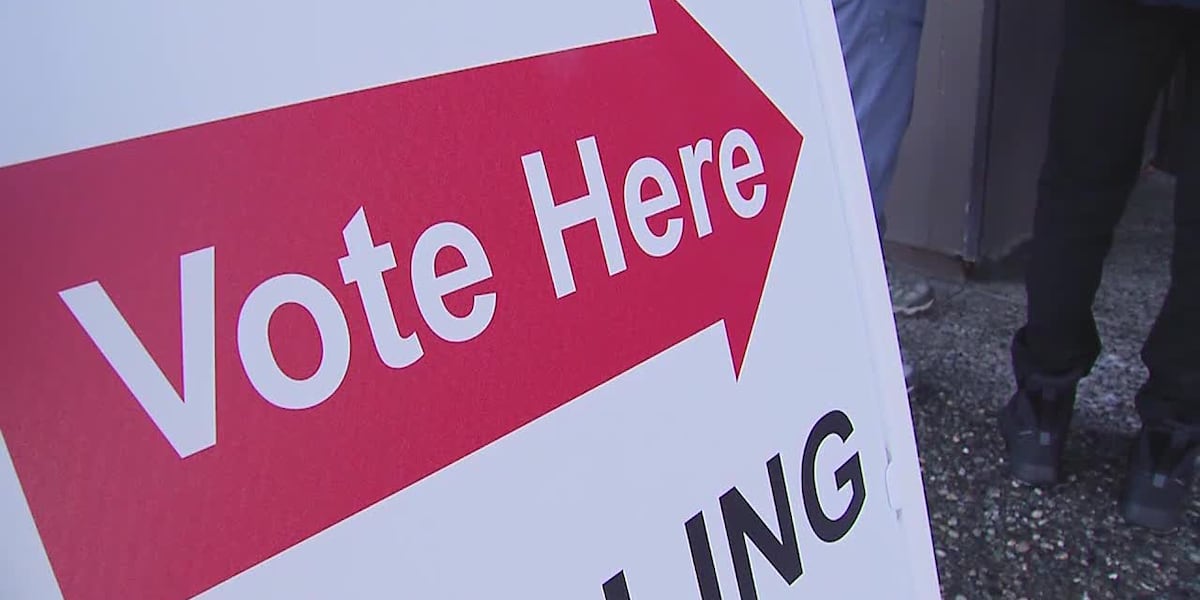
[338,207,425,369]
[523,128,767,299]
[58,248,217,458]
[56,125,763,459]
[410,221,496,343]
[237,272,351,411]
[59,213,497,458]
[522,136,628,298]
[678,138,716,238]
[720,128,767,218]
[624,155,685,258]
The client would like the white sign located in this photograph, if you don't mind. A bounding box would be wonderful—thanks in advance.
[0,1,939,598]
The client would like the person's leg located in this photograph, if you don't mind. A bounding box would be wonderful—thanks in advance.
[835,0,925,238]
[1003,0,1186,485]
[1123,17,1200,531]
[835,0,935,319]
[1148,63,1188,176]
[1138,31,1200,427]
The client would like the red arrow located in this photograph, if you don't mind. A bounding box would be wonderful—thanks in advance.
[0,0,802,598]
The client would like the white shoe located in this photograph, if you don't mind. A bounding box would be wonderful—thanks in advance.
[891,278,935,317]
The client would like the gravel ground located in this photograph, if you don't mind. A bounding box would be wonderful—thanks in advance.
[894,173,1200,599]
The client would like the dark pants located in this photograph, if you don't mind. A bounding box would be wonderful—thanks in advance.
[1150,63,1189,175]
[1014,0,1200,424]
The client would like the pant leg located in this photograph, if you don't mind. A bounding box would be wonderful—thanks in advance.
[834,0,926,242]
[1150,63,1188,175]
[1139,19,1200,425]
[1015,0,1187,384]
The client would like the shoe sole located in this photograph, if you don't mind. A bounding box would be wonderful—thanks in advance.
[1120,499,1180,532]
[893,298,934,317]
[1008,460,1059,487]
[1120,471,1185,532]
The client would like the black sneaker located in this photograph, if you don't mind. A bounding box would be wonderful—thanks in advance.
[1120,421,1199,531]
[998,370,1084,486]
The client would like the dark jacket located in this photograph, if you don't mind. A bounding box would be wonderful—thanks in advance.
[1139,0,1200,9]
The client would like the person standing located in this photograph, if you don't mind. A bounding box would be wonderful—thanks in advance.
[999,0,1199,530]
[834,0,935,393]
